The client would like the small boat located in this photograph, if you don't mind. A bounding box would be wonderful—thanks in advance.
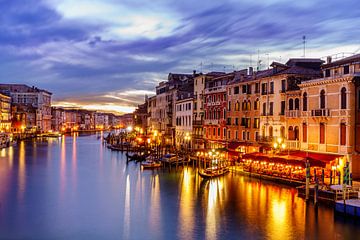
[141,156,162,168]
[198,166,229,178]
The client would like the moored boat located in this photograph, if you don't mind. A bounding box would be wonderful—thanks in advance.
[198,166,229,178]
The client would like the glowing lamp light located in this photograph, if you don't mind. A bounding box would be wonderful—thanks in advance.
[127,126,133,132]
[273,143,278,149]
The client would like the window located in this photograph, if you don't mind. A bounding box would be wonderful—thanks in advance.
[227,118,231,125]
[344,65,349,75]
[280,127,285,138]
[235,130,238,140]
[254,99,259,110]
[242,131,246,140]
[262,103,266,115]
[302,123,307,143]
[341,87,347,109]
[247,100,251,110]
[218,128,220,137]
[295,98,300,110]
[254,118,260,129]
[228,101,231,111]
[269,82,274,94]
[325,69,330,77]
[269,102,274,116]
[247,84,252,94]
[242,85,247,94]
[340,123,346,145]
[213,128,215,135]
[320,123,325,144]
[235,118,239,126]
[255,83,260,93]
[303,92,307,111]
[223,128,226,139]
[261,83,267,95]
[289,99,294,110]
[280,101,285,115]
[281,80,286,92]
[235,101,240,111]
[294,126,299,140]
[269,126,273,137]
[234,86,239,94]
[320,90,326,109]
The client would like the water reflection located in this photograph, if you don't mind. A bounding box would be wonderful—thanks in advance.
[0,135,359,239]
[17,141,26,202]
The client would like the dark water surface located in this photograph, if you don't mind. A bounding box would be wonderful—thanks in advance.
[0,134,359,239]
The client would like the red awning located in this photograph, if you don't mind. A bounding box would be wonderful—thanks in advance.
[280,151,342,163]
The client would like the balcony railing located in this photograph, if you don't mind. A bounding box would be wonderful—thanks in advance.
[286,140,300,150]
[256,136,273,142]
[311,109,330,117]
[192,120,204,126]
[204,119,219,125]
[206,101,221,107]
[286,110,301,118]
[204,85,227,94]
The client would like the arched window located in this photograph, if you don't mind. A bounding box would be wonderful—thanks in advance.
[289,99,294,110]
[288,126,294,140]
[302,123,307,143]
[341,87,347,109]
[320,90,326,109]
[280,126,285,138]
[269,126,273,138]
[294,126,299,140]
[235,101,240,111]
[303,92,307,111]
[247,100,251,110]
[295,98,300,110]
[254,98,259,110]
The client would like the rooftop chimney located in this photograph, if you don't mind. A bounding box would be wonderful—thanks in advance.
[249,67,254,76]
[327,56,332,64]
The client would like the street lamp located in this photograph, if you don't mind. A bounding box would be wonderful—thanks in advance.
[273,137,286,154]
[184,132,191,150]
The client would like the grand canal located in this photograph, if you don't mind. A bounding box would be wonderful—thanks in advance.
[0,134,359,239]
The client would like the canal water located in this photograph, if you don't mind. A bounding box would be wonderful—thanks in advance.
[0,134,359,239]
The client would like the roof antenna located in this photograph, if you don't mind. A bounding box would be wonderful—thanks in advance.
[302,35,306,58]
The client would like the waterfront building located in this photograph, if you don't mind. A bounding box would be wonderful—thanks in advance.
[226,68,260,154]
[0,93,11,132]
[299,54,360,178]
[256,59,323,150]
[192,72,225,149]
[203,73,234,149]
[147,95,157,133]
[175,89,193,149]
[51,107,66,131]
[0,84,52,132]
[133,97,148,133]
[149,72,197,145]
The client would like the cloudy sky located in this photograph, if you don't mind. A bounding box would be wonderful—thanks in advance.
[1,0,360,114]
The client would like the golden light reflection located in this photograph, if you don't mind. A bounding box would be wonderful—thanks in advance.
[205,179,224,240]
[17,141,26,201]
[60,136,66,197]
[148,174,162,236]
[124,174,131,239]
[72,134,77,186]
[178,168,195,240]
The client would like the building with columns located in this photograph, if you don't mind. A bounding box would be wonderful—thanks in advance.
[299,54,360,179]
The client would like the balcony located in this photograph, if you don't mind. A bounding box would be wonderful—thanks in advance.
[311,109,331,117]
[286,110,301,118]
[206,101,222,107]
[204,119,219,125]
[256,136,273,142]
[192,120,204,126]
[204,85,227,94]
[286,140,300,150]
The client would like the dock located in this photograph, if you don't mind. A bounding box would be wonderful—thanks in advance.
[335,199,360,218]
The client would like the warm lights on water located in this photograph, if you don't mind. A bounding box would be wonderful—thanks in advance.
[0,135,359,239]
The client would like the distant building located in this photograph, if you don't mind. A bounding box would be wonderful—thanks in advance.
[0,93,11,132]
[175,88,194,149]
[133,98,148,133]
[0,84,52,132]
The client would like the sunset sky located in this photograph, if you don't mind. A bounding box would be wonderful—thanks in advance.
[1,0,360,114]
